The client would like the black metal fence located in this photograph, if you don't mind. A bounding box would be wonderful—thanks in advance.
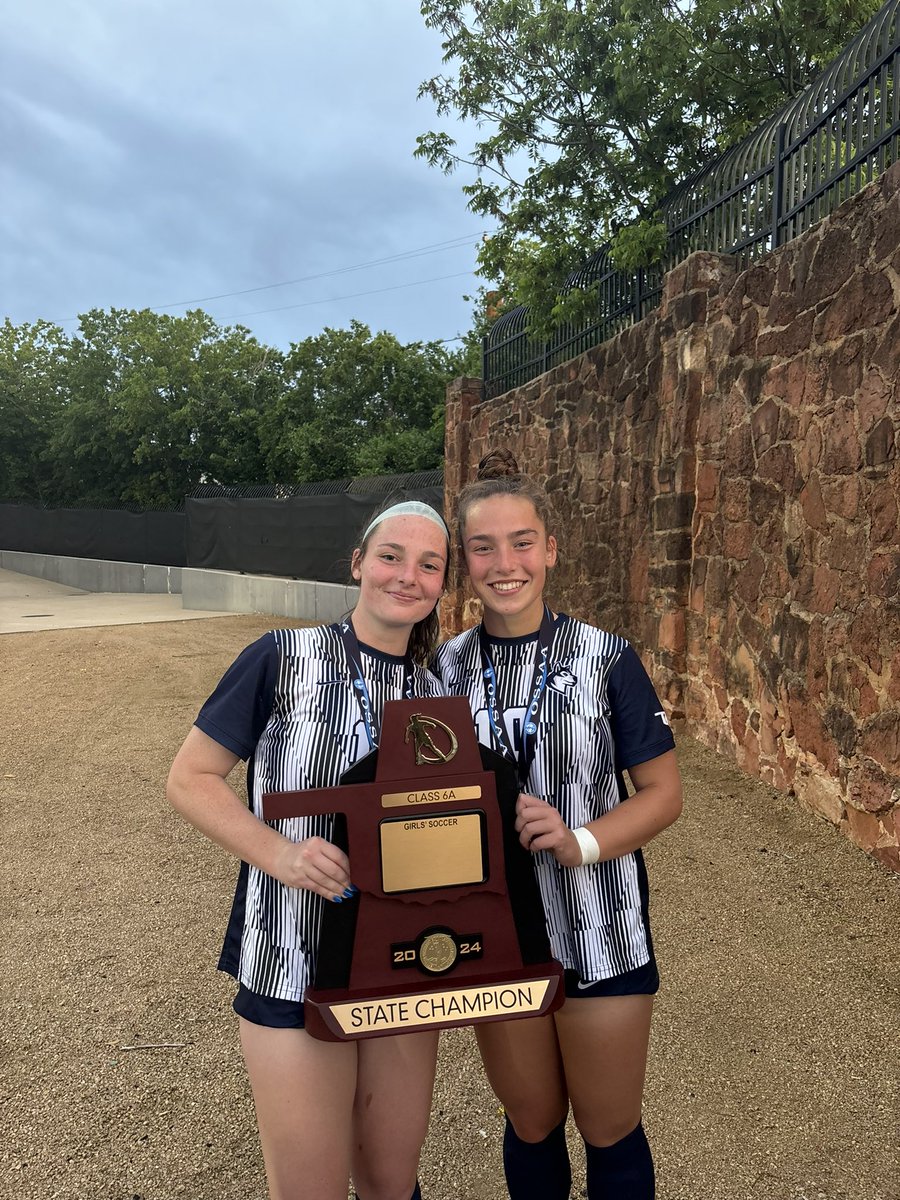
[484,0,900,399]
[0,470,445,582]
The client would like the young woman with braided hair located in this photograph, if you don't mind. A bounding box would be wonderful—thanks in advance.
[432,451,683,1200]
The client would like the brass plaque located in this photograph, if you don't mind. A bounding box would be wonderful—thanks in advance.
[380,812,486,893]
[381,784,482,809]
[329,978,553,1034]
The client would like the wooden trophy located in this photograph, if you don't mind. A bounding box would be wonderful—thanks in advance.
[262,695,564,1040]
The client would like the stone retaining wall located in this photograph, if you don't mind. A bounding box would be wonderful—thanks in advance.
[444,163,900,870]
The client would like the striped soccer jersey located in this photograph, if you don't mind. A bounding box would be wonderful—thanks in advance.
[194,624,444,1002]
[432,615,675,982]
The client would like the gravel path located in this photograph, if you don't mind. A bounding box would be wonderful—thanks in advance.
[2,615,897,1200]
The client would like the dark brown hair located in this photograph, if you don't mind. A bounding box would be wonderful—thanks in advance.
[455,449,556,540]
[352,499,448,665]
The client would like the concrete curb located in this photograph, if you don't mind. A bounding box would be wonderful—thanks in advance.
[0,550,358,624]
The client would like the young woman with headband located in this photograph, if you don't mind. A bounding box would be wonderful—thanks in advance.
[432,452,682,1200]
[168,500,450,1200]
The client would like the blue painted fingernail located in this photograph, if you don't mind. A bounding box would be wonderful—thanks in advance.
[333,895,343,903]
[342,887,355,899]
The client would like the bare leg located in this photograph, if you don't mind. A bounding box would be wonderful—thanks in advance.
[554,995,654,1146]
[476,1016,571,1198]
[475,1015,568,1140]
[239,1017,358,1200]
[351,1030,439,1200]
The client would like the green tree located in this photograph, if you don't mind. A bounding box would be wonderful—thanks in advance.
[260,321,462,483]
[50,308,283,508]
[0,318,68,504]
[417,0,880,327]
[0,310,464,508]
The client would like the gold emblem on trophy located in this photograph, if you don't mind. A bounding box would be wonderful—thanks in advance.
[405,713,459,765]
[419,932,458,973]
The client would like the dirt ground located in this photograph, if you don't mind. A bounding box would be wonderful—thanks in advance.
[1,614,898,1200]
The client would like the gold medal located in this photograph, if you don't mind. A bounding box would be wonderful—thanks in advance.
[419,932,458,974]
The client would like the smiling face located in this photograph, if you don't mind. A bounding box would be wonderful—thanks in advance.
[461,493,557,636]
[350,514,448,654]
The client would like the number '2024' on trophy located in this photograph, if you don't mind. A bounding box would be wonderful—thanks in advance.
[262,696,564,1040]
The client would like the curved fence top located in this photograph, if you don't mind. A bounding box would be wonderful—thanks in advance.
[485,0,900,397]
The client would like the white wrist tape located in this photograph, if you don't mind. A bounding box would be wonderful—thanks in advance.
[572,826,600,866]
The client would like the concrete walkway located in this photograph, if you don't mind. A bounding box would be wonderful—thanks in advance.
[0,567,232,634]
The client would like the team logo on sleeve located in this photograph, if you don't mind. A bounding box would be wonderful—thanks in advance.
[655,710,671,727]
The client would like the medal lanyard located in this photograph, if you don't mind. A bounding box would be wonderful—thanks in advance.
[338,620,415,751]
[478,605,555,790]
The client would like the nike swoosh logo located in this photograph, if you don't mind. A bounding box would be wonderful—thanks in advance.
[575,979,595,990]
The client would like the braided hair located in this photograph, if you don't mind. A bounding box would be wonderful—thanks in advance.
[455,449,556,540]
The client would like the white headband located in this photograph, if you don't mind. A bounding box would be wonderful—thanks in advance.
[362,501,449,544]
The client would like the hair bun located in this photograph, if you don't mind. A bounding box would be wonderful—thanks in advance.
[476,449,520,480]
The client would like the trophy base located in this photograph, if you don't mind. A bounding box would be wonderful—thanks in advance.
[304,961,565,1041]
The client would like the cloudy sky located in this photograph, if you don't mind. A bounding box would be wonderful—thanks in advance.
[2,1,489,351]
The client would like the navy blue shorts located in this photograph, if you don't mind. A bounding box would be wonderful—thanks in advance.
[233,983,306,1028]
[563,956,659,999]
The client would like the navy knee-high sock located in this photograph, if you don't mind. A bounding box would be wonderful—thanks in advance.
[502,1115,571,1200]
[354,1183,420,1200]
[584,1122,654,1200]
